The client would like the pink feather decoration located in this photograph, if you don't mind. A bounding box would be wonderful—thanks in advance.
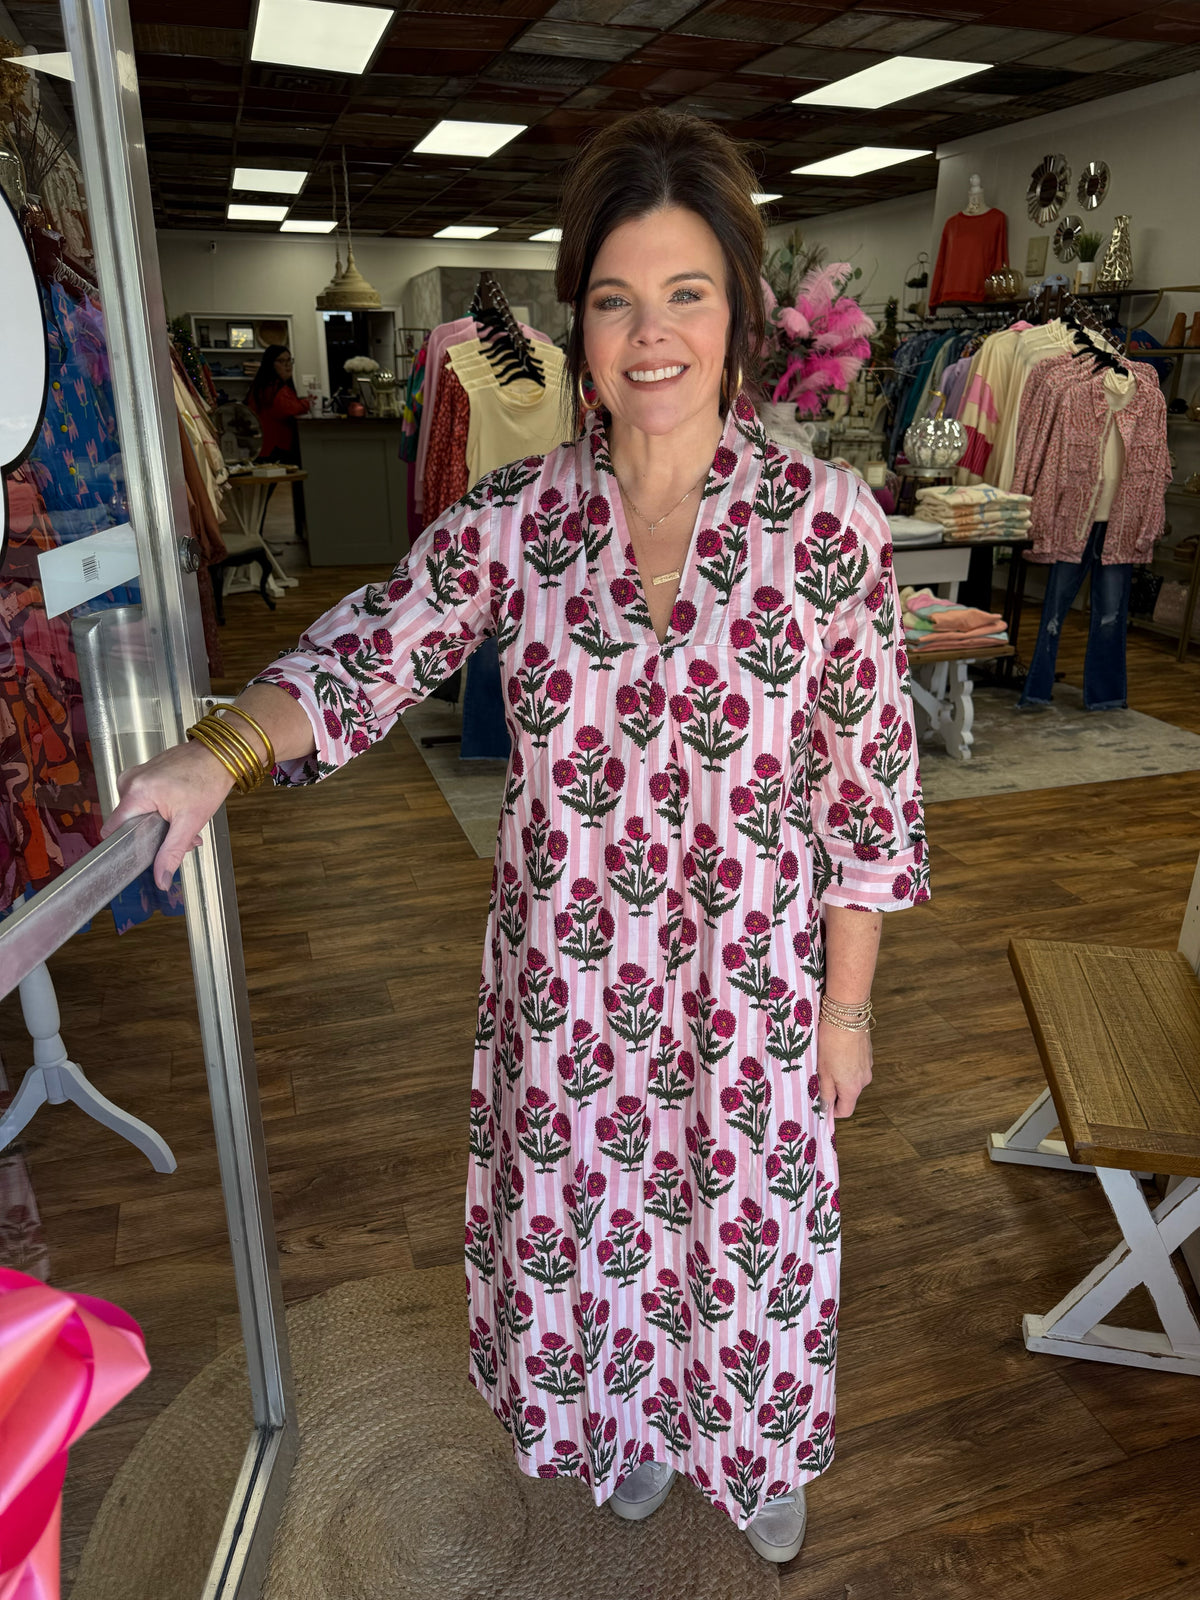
[766,261,875,411]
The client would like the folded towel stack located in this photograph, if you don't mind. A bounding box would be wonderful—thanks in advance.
[915,484,1031,542]
[900,586,1009,653]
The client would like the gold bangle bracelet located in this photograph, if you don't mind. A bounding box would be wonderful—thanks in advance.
[188,717,264,793]
[218,704,276,770]
[204,716,263,782]
[188,723,253,792]
[190,721,258,792]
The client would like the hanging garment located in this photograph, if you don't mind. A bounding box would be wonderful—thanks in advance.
[446,338,569,485]
[1019,522,1132,710]
[415,317,553,516]
[929,210,1008,309]
[0,473,104,913]
[251,395,928,1529]
[422,356,473,527]
[1011,359,1170,564]
[3,285,184,930]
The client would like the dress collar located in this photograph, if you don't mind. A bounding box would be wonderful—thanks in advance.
[578,393,771,652]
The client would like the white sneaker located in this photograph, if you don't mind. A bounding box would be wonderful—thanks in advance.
[746,1485,807,1563]
[609,1460,676,1521]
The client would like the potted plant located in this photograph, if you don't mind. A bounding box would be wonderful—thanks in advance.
[1076,231,1103,291]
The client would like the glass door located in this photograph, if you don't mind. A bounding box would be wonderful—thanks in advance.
[0,1,295,1595]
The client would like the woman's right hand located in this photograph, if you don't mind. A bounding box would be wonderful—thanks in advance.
[100,740,237,890]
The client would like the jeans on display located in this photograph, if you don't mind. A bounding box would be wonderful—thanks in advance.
[460,639,512,759]
[1019,521,1132,711]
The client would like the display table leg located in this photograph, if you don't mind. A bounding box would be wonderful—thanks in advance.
[0,963,177,1172]
[1023,1170,1200,1374]
[911,659,975,761]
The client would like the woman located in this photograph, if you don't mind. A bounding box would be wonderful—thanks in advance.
[107,110,927,1564]
[246,343,309,536]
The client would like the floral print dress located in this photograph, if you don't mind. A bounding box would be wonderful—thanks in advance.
[254,395,928,1530]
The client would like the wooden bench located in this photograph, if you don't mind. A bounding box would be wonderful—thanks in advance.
[991,852,1200,1374]
[908,643,1015,762]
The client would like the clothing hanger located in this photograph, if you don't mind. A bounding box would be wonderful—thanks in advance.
[469,270,546,389]
[1060,298,1128,374]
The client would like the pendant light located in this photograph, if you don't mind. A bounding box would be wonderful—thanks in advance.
[316,148,380,311]
[315,166,346,308]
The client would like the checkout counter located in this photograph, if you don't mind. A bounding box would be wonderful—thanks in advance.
[297,414,411,566]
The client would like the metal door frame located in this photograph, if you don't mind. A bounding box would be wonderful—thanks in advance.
[0,0,298,1591]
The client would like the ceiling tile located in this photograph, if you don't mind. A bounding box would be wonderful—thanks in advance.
[132,24,246,59]
[909,24,1074,59]
[511,18,655,56]
[610,0,713,22]
[851,17,961,49]
[543,0,628,20]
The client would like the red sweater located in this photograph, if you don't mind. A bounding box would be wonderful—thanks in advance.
[930,210,1008,308]
[250,382,310,457]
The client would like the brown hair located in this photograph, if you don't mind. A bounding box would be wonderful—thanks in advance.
[555,109,765,428]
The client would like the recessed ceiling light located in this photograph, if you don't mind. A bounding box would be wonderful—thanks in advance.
[281,219,338,233]
[414,120,526,158]
[751,193,782,205]
[794,56,990,109]
[434,224,498,239]
[4,51,73,80]
[228,202,290,222]
[530,227,562,242]
[792,147,931,178]
[251,0,393,75]
[233,166,309,194]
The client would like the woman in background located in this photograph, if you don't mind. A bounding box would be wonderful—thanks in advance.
[246,343,309,537]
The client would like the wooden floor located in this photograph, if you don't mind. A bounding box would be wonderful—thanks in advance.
[6,555,1200,1597]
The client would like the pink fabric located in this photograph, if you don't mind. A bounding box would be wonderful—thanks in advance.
[415,317,552,515]
[0,1271,149,1600]
[252,399,927,1529]
[1010,358,1170,565]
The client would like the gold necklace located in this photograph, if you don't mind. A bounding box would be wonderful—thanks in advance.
[617,467,709,588]
[617,466,709,536]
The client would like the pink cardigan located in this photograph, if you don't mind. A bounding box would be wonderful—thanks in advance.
[1011,356,1170,565]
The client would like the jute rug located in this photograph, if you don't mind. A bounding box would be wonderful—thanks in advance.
[71,1264,778,1600]
[402,684,1200,859]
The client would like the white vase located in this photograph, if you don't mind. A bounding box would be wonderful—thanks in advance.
[1077,261,1097,290]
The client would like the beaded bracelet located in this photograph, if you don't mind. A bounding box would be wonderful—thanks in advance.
[819,995,875,1033]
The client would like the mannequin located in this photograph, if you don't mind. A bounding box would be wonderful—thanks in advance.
[929,176,1007,308]
[964,174,987,215]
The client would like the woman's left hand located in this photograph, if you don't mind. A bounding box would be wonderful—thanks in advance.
[816,1020,873,1119]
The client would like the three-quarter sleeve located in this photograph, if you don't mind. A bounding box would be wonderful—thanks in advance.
[250,493,497,784]
[807,482,929,911]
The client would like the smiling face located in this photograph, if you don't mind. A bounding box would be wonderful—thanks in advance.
[273,348,294,382]
[582,205,731,439]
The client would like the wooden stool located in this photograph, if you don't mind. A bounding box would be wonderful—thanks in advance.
[908,643,1015,761]
[993,852,1200,1375]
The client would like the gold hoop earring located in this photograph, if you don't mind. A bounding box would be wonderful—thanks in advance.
[578,371,601,412]
[722,364,745,405]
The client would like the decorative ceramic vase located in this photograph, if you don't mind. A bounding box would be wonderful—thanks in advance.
[904,392,966,469]
[1095,216,1133,292]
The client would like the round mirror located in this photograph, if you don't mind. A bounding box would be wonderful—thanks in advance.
[1027,155,1070,226]
[1077,161,1109,211]
[1053,214,1083,262]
